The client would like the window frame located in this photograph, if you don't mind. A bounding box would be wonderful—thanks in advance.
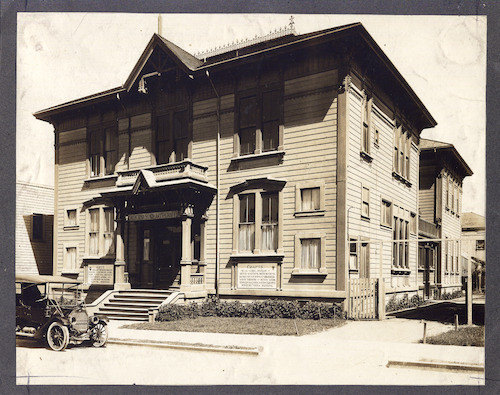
[87,122,118,178]
[392,208,411,270]
[381,199,392,228]
[392,124,412,184]
[293,232,327,275]
[360,95,373,156]
[361,185,370,220]
[63,245,78,270]
[155,108,191,165]
[64,206,79,229]
[294,180,325,216]
[235,84,284,158]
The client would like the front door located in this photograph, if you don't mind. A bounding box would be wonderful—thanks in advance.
[155,225,181,288]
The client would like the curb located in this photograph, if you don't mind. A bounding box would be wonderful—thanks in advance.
[107,338,261,355]
[387,359,484,373]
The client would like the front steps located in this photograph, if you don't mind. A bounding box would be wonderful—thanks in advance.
[96,289,176,321]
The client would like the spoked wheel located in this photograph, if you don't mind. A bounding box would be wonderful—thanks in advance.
[90,321,108,347]
[46,322,70,351]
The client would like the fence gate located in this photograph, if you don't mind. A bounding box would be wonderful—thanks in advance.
[347,278,378,319]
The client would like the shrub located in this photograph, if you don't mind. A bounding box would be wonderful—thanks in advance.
[439,290,463,300]
[386,293,425,312]
[156,297,345,322]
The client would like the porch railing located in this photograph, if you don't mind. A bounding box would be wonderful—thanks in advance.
[116,160,208,187]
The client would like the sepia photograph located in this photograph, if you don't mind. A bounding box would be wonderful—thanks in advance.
[14,12,486,386]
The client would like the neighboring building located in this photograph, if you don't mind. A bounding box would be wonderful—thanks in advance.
[16,181,54,275]
[461,212,485,291]
[33,22,437,310]
[418,138,473,298]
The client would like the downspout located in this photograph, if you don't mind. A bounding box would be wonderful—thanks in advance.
[206,70,221,298]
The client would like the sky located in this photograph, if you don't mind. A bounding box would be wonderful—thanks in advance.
[17,13,486,215]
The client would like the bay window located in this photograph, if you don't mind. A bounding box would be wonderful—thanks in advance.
[87,206,116,257]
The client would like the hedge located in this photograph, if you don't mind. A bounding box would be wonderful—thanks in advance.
[156,297,345,322]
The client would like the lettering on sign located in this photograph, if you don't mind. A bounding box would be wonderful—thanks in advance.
[237,264,276,289]
[128,211,180,221]
[87,264,114,285]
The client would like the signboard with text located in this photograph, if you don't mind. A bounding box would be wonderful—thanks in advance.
[87,264,114,285]
[237,264,277,289]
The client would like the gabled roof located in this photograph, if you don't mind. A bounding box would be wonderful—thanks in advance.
[462,212,485,230]
[123,34,203,91]
[34,22,436,130]
[420,138,473,177]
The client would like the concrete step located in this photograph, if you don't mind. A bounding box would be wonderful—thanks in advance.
[110,297,167,304]
[104,301,162,308]
[100,306,153,313]
[99,311,149,320]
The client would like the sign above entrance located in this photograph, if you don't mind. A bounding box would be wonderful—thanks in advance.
[128,210,180,221]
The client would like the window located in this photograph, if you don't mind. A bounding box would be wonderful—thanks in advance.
[32,214,43,241]
[300,238,321,270]
[418,245,425,269]
[103,208,115,255]
[87,207,115,257]
[349,238,358,271]
[89,125,118,177]
[381,199,392,227]
[444,238,449,272]
[261,193,278,251]
[301,188,320,211]
[359,241,370,278]
[445,176,450,209]
[361,96,372,154]
[156,110,189,164]
[237,87,281,156]
[361,186,370,219]
[374,129,380,146]
[295,182,325,216]
[89,208,100,255]
[393,214,409,269]
[476,240,485,251]
[64,247,77,270]
[239,194,255,252]
[393,125,410,181]
[451,181,455,212]
[64,208,78,228]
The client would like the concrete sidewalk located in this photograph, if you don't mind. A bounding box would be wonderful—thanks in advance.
[106,317,485,373]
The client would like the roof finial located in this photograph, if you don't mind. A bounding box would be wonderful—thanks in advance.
[158,14,162,36]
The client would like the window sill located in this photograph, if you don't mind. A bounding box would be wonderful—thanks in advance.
[84,174,118,183]
[349,268,359,273]
[231,150,285,163]
[360,151,373,162]
[361,215,370,222]
[380,223,392,230]
[61,269,80,274]
[392,171,412,187]
[294,210,325,217]
[291,268,328,276]
[63,225,79,231]
[83,255,116,263]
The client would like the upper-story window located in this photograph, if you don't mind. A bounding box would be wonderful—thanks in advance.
[156,110,189,164]
[393,124,411,182]
[89,125,117,177]
[361,96,373,155]
[32,214,44,241]
[237,87,282,156]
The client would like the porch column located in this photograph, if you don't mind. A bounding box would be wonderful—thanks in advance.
[199,215,208,286]
[180,206,194,292]
[114,216,130,290]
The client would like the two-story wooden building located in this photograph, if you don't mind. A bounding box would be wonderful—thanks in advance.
[34,22,437,315]
[418,138,472,298]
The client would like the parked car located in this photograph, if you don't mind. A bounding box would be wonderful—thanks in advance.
[16,274,108,351]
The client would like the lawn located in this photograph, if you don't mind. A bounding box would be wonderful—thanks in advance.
[123,316,346,336]
[423,325,484,347]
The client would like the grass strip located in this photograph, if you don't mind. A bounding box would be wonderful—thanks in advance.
[422,325,484,347]
[122,316,345,336]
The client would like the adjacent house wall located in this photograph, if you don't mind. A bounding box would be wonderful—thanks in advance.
[16,182,54,275]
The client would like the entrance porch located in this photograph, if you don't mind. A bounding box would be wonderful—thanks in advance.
[99,160,215,295]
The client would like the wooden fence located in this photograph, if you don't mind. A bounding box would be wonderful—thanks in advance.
[347,278,378,320]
